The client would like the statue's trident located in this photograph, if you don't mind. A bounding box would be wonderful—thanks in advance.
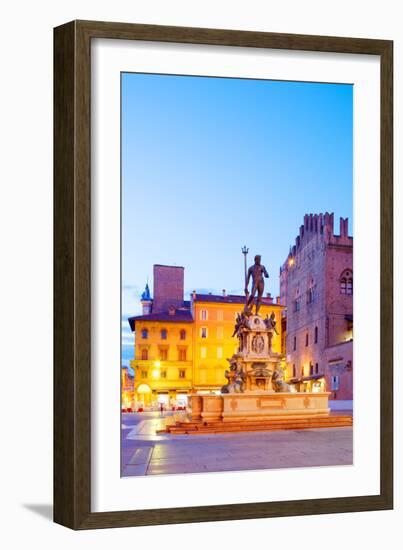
[242,245,249,307]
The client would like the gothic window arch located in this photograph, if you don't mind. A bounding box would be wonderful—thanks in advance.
[141,328,148,339]
[161,328,168,340]
[340,269,353,295]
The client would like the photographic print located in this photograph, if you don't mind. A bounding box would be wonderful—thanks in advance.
[120,72,353,477]
[53,21,393,528]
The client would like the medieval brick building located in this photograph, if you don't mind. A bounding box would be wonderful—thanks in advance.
[280,213,353,400]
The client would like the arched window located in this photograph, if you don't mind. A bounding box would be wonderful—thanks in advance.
[340,269,353,295]
[340,278,347,293]
[141,328,148,339]
[141,348,148,360]
[161,328,167,340]
[180,329,186,340]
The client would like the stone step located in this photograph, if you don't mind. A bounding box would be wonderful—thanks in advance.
[158,415,352,435]
[174,415,351,429]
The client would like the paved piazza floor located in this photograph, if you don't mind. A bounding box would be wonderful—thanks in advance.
[121,411,353,477]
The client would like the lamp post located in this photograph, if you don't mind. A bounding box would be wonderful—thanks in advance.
[242,246,249,304]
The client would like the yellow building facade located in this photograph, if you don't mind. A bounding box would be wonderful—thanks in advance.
[192,296,283,392]
[130,316,193,407]
[129,292,284,409]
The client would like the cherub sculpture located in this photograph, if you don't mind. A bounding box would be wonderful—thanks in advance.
[221,359,246,394]
[272,364,291,392]
[264,311,278,334]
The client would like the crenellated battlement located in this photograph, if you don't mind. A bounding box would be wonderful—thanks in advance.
[280,212,352,274]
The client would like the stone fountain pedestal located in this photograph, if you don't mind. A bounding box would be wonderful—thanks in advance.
[187,312,330,427]
[189,391,330,423]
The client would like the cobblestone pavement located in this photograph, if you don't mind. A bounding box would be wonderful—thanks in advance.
[121,411,353,477]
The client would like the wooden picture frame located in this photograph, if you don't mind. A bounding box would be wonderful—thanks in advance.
[54,20,393,530]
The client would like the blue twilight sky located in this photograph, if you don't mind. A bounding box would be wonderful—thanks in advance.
[121,73,353,367]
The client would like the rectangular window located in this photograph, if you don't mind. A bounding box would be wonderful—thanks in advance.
[178,348,187,361]
[141,349,148,360]
[160,349,168,361]
[307,286,316,304]
[216,326,224,339]
[330,375,340,391]
[305,333,309,346]
[160,370,167,379]
[200,327,208,338]
[315,363,319,374]
[217,310,224,321]
[141,370,148,379]
[217,347,223,359]
[292,364,296,377]
[309,363,314,375]
[293,336,297,351]
[200,310,208,320]
[179,369,186,379]
[200,347,207,359]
